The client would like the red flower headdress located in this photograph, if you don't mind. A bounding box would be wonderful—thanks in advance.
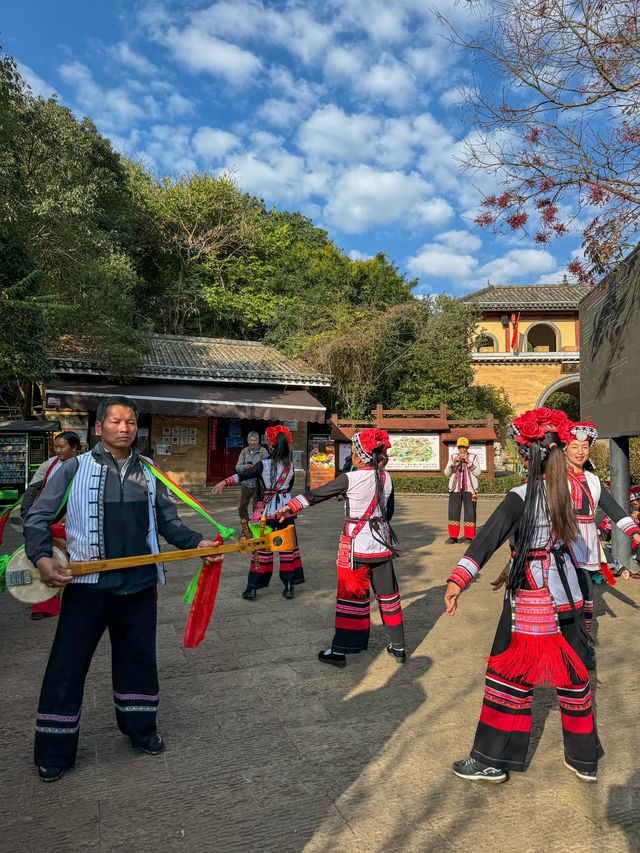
[509,408,573,449]
[266,425,292,445]
[569,422,598,443]
[352,428,391,461]
[630,485,640,503]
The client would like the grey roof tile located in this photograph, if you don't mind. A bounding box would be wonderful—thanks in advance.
[48,334,331,387]
[463,283,592,309]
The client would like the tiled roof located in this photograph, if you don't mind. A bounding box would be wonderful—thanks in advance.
[463,283,592,310]
[48,334,331,388]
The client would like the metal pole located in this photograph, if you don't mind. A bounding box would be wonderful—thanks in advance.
[610,437,632,567]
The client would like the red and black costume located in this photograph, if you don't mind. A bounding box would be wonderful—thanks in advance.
[224,426,303,592]
[449,409,602,776]
[283,429,404,657]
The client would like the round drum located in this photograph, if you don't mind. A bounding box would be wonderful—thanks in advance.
[5,545,67,604]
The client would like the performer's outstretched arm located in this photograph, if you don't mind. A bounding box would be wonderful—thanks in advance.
[445,490,523,615]
[598,487,640,546]
[275,473,350,518]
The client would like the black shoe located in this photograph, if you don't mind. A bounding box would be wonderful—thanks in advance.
[452,757,507,783]
[283,583,294,599]
[241,588,257,601]
[138,734,165,755]
[31,612,48,621]
[38,765,66,782]
[317,650,346,668]
[445,537,458,544]
[386,643,406,663]
[563,759,597,782]
[464,537,474,542]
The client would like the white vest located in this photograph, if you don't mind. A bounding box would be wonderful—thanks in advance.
[65,452,164,585]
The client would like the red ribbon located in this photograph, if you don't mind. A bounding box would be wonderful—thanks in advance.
[183,558,223,648]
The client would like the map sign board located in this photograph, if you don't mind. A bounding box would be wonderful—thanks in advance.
[386,434,440,471]
[580,246,640,438]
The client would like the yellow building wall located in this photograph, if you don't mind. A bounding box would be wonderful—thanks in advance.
[472,362,565,415]
[476,316,578,352]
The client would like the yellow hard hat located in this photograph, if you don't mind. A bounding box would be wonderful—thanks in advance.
[456,437,469,447]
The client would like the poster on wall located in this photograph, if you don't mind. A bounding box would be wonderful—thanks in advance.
[386,434,440,471]
[308,436,335,487]
[180,428,190,445]
[446,444,488,472]
[156,444,171,455]
[292,450,304,469]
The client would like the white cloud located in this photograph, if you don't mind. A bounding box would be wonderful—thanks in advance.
[324,46,364,80]
[193,126,240,160]
[361,56,415,107]
[256,99,302,128]
[435,229,482,252]
[324,165,433,233]
[143,124,198,174]
[191,1,334,64]
[166,92,194,116]
[349,249,373,261]
[407,244,478,280]
[165,27,262,85]
[478,249,557,285]
[59,61,145,125]
[297,106,379,163]
[534,269,575,285]
[110,42,159,76]
[16,60,57,99]
[411,198,455,226]
[226,140,329,204]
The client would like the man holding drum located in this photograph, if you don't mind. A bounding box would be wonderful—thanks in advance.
[23,396,219,782]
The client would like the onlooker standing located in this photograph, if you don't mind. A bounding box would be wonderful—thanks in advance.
[236,431,266,521]
[444,437,480,543]
[21,431,81,621]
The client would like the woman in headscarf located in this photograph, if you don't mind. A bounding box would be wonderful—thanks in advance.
[276,428,405,667]
[445,408,604,783]
[212,425,303,600]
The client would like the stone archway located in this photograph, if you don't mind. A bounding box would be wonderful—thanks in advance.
[536,375,580,419]
[525,321,562,353]
[536,374,580,406]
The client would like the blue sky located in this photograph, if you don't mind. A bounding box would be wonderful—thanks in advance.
[4,0,583,296]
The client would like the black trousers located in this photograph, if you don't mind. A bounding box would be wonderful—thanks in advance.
[470,596,602,772]
[332,559,404,654]
[34,584,159,769]
[447,491,476,539]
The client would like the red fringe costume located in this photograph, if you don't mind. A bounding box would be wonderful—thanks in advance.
[448,409,603,774]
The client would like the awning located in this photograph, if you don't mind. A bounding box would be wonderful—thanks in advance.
[0,420,61,433]
[44,380,326,421]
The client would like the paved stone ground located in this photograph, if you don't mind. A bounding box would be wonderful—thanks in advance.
[2,492,640,853]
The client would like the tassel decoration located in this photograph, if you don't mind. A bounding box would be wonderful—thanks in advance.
[337,563,370,599]
[487,632,588,688]
[599,563,616,586]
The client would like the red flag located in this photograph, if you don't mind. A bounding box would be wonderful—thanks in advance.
[510,313,520,352]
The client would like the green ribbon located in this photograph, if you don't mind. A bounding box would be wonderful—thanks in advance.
[140,459,235,541]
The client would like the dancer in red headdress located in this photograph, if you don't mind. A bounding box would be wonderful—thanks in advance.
[276,428,404,668]
[445,408,605,783]
[564,422,640,661]
[212,425,304,600]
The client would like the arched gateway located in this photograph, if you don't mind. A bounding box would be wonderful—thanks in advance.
[463,282,590,415]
